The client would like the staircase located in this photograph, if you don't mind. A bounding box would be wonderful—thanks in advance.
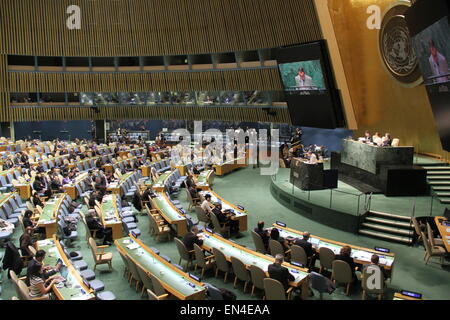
[421,162,450,204]
[358,210,415,244]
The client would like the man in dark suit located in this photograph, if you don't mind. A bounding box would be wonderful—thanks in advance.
[268,254,294,291]
[292,231,318,269]
[368,254,388,279]
[212,203,239,235]
[254,221,270,251]
[335,246,358,279]
[182,226,203,251]
[85,210,113,245]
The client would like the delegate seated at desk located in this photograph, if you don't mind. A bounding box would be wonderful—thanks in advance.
[359,132,392,147]
[268,254,295,291]
[335,246,360,279]
[212,202,240,235]
[254,221,270,251]
[201,194,214,216]
[182,226,204,252]
[292,231,318,269]
[85,209,113,245]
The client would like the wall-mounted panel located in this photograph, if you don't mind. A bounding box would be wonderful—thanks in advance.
[8,69,284,93]
[9,106,291,124]
[0,0,322,57]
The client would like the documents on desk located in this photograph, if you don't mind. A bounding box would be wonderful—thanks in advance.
[126,242,140,250]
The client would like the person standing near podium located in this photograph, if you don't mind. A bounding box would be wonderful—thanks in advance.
[306,151,318,165]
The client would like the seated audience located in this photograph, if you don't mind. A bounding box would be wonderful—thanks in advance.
[270,227,289,253]
[200,194,214,216]
[382,133,392,147]
[365,254,388,280]
[212,202,240,235]
[19,227,35,259]
[292,231,318,269]
[372,132,382,146]
[268,254,294,291]
[254,221,270,250]
[85,210,113,245]
[27,252,63,299]
[182,226,204,251]
[335,246,358,279]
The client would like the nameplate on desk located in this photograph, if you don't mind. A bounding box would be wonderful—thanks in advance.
[291,261,303,268]
[237,205,244,211]
[400,290,422,299]
[205,227,213,234]
[189,273,200,282]
[276,221,286,228]
[375,247,390,253]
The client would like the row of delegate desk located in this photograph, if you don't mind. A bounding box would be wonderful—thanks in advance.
[37,237,96,300]
[35,193,66,239]
[213,157,247,176]
[273,224,395,275]
[150,169,248,237]
[5,144,170,300]
[435,217,450,252]
[116,235,206,300]
[101,194,123,240]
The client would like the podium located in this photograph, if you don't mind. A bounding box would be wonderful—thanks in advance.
[290,158,325,190]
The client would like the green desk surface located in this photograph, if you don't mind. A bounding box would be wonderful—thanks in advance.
[153,172,172,189]
[37,238,95,300]
[0,193,12,205]
[38,194,65,224]
[116,237,205,298]
[153,194,185,222]
[197,170,213,186]
[200,232,308,284]
[64,172,88,187]
[276,227,395,267]
[215,157,246,166]
[108,172,134,189]
[198,191,247,218]
[101,194,121,225]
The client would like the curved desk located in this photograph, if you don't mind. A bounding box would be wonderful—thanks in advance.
[151,193,188,237]
[273,224,395,274]
[199,229,310,296]
[37,236,95,300]
[107,171,136,196]
[101,194,123,240]
[213,157,247,176]
[152,171,172,192]
[435,216,450,252]
[198,190,248,232]
[196,170,214,191]
[115,235,206,300]
[64,172,89,200]
[36,194,66,239]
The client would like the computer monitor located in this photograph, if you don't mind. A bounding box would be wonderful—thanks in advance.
[309,238,321,247]
[60,265,69,279]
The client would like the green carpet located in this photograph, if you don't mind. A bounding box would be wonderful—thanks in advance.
[272,167,447,217]
[1,166,450,300]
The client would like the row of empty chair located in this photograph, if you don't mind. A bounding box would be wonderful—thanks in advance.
[116,235,206,300]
